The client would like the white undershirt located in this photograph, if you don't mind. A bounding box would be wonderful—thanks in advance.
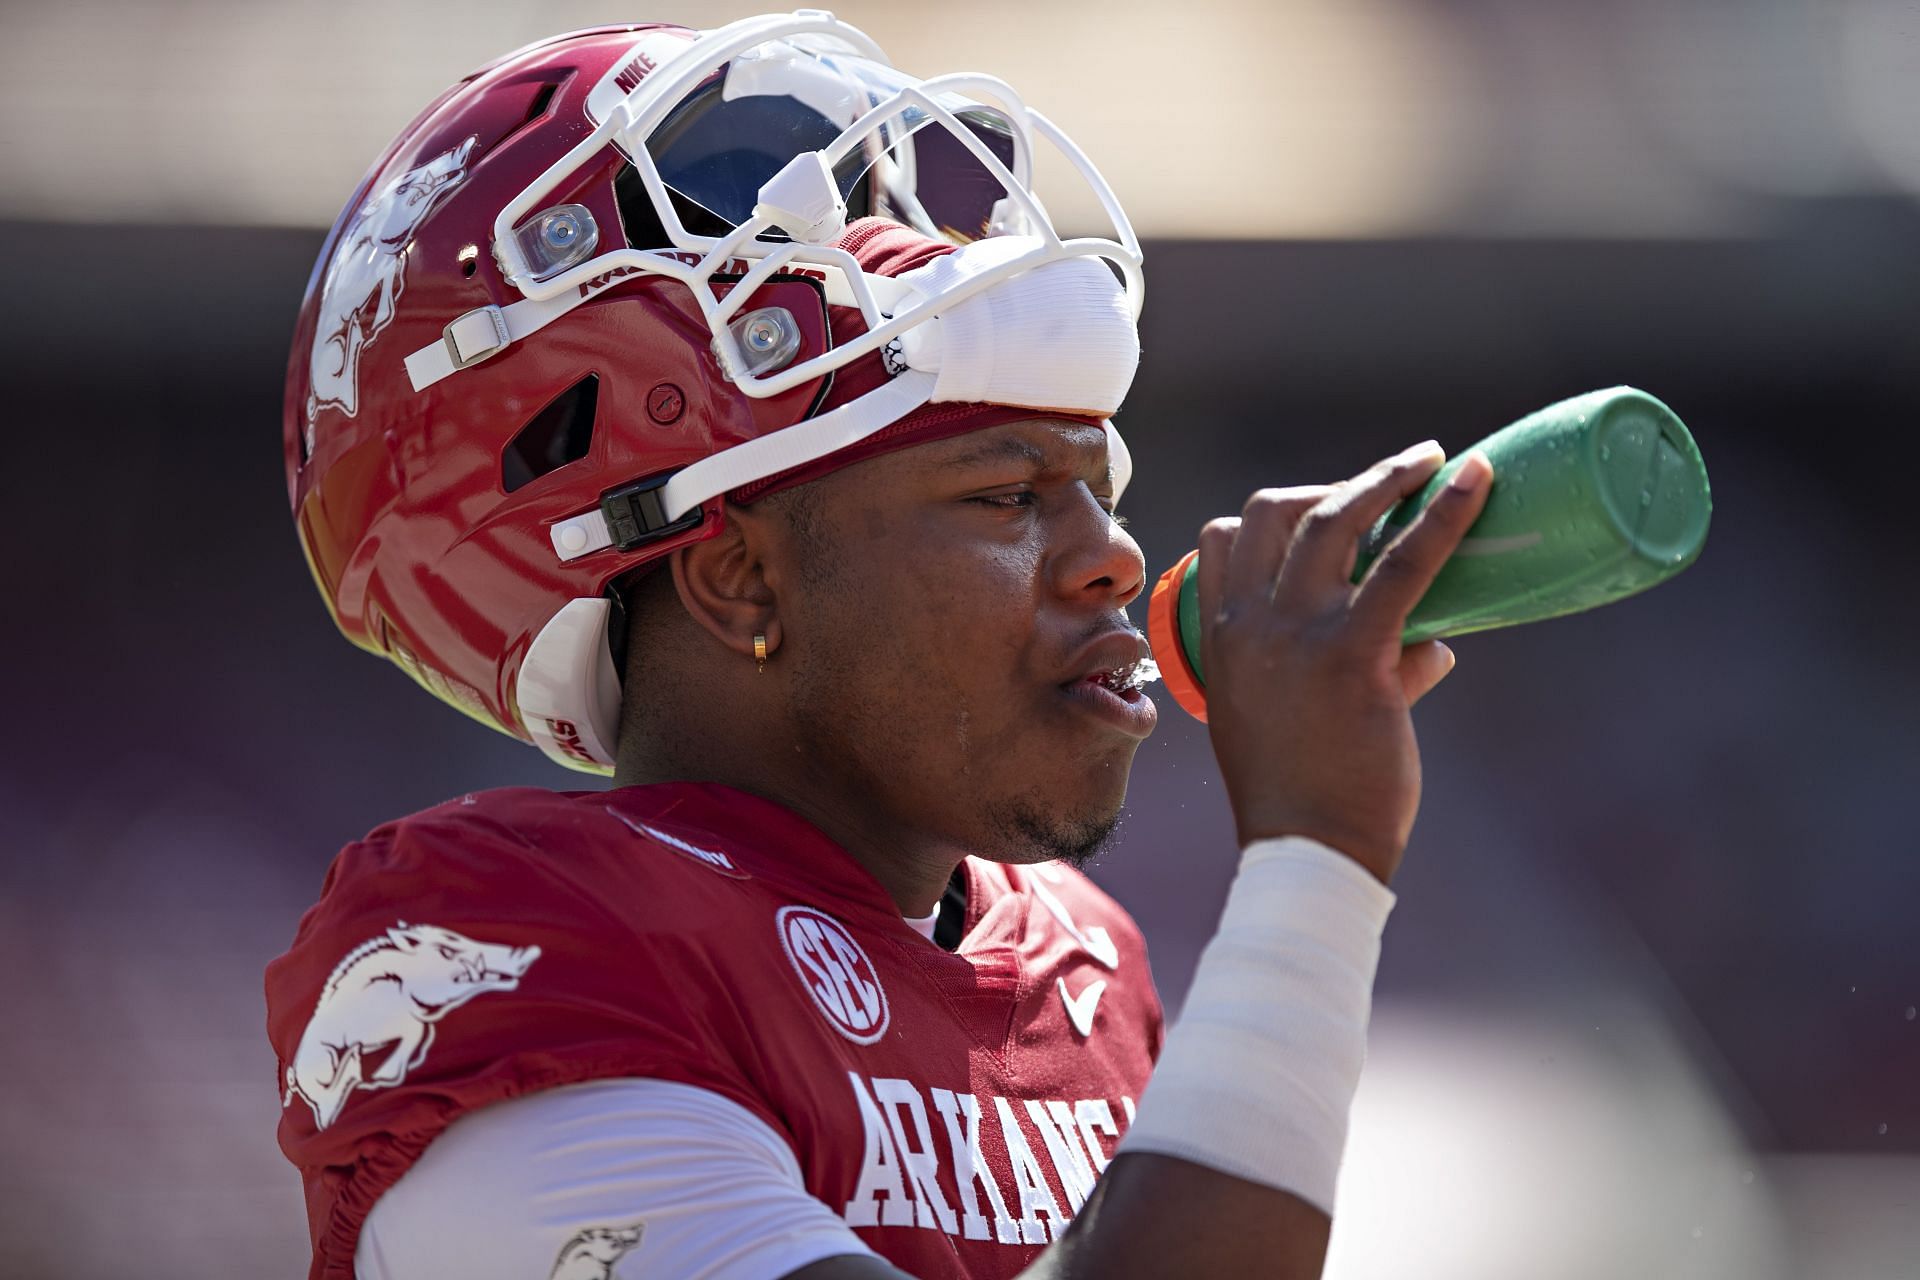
[356,1078,879,1280]
[904,901,939,941]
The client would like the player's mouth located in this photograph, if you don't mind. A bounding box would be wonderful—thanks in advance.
[1058,632,1160,739]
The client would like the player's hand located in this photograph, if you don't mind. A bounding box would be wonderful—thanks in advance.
[1194,442,1493,884]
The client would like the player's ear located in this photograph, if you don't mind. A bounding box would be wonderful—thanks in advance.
[668,505,781,664]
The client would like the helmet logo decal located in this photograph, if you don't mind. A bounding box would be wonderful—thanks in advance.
[306,136,477,446]
[585,29,696,129]
[542,717,597,765]
[281,921,539,1129]
[776,906,890,1044]
[610,48,660,95]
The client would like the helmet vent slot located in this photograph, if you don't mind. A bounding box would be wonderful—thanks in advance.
[523,81,559,126]
[495,79,564,152]
[502,374,598,493]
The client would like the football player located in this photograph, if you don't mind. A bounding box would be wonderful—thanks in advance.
[267,12,1491,1280]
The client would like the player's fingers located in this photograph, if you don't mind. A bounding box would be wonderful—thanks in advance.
[1222,486,1338,603]
[1398,639,1457,707]
[1194,516,1238,641]
[1194,515,1255,683]
[1273,441,1447,611]
[1352,452,1494,640]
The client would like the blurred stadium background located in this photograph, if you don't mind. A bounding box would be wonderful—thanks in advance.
[2,1,1917,1276]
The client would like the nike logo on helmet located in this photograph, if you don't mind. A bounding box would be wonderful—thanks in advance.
[1058,977,1107,1038]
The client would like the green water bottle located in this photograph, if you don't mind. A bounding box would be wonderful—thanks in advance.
[1146,387,1712,721]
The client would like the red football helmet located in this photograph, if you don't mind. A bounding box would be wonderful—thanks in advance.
[285,11,1144,773]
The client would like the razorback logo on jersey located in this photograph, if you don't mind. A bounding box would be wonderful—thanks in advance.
[778,906,890,1043]
[548,1222,643,1280]
[282,922,539,1129]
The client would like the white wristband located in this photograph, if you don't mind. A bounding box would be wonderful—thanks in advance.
[1117,836,1396,1213]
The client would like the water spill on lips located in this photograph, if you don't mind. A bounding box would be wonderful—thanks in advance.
[1088,656,1160,694]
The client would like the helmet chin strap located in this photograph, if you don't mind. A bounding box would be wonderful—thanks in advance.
[517,418,1136,776]
[519,598,624,774]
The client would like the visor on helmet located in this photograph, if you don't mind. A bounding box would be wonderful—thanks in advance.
[623,34,1024,247]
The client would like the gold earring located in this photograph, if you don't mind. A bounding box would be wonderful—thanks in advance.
[753,633,768,673]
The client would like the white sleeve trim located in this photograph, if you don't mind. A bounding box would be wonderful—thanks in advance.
[356,1078,880,1280]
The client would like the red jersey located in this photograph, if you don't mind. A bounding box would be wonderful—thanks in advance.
[266,782,1164,1279]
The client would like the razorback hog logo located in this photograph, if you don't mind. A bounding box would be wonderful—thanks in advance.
[549,1223,644,1280]
[777,906,889,1044]
[283,922,539,1130]
[305,135,477,442]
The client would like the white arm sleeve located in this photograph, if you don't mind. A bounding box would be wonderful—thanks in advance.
[356,1078,881,1280]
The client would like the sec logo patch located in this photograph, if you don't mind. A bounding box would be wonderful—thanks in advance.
[776,906,890,1044]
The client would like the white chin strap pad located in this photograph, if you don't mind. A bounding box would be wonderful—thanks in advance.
[894,236,1139,416]
[518,598,622,775]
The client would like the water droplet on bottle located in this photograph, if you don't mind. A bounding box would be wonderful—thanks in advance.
[1879,1122,1890,1136]
[1907,1006,1916,1021]
[1599,446,1611,462]
[1639,491,1653,507]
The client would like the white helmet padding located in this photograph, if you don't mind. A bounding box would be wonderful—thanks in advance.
[893,235,1141,414]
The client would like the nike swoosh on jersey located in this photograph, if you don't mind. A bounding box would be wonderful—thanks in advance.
[1058,977,1107,1037]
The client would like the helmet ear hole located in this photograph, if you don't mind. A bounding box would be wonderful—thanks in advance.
[502,374,599,493]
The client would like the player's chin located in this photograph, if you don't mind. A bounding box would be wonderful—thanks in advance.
[1042,747,1137,826]
[1049,706,1150,795]
[976,780,1130,868]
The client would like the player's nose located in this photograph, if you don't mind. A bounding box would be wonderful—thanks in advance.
[1052,488,1147,609]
